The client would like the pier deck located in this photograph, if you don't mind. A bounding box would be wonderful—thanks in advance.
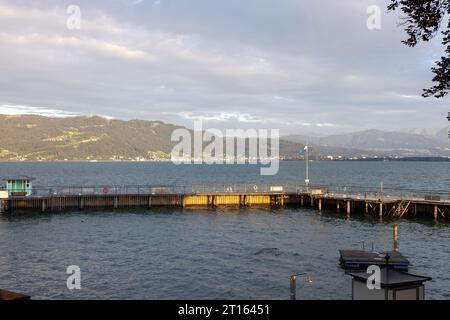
[1,184,449,220]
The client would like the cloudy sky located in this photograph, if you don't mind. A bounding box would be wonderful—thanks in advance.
[0,0,449,135]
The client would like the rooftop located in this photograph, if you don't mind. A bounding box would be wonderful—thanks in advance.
[2,175,35,181]
[339,250,410,269]
[348,268,431,288]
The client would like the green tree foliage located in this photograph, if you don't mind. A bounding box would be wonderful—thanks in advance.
[388,0,450,97]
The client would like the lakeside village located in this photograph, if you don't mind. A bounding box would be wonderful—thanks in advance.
[4,154,450,162]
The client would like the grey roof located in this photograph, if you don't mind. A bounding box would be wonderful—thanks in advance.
[339,250,410,265]
[348,268,431,288]
[2,175,35,181]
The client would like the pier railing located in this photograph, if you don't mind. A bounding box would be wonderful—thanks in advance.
[15,184,450,201]
[325,185,450,201]
[28,183,329,197]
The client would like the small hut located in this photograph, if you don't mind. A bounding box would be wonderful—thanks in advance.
[2,176,35,196]
[348,268,431,300]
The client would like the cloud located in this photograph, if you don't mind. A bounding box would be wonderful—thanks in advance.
[0,0,448,135]
[0,104,80,117]
[177,111,264,123]
[0,33,148,60]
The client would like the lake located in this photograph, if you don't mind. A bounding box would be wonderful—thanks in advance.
[0,161,449,299]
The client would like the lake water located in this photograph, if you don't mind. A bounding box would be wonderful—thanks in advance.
[0,161,449,299]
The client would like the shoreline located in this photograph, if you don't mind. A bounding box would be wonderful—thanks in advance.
[1,157,450,163]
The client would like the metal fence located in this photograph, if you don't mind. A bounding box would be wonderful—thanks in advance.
[12,183,450,201]
[28,184,328,197]
[324,185,450,201]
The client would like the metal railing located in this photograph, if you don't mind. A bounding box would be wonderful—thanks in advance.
[324,185,450,201]
[27,183,329,197]
[6,183,450,201]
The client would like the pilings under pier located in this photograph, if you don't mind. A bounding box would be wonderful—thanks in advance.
[1,191,450,220]
[0,194,285,213]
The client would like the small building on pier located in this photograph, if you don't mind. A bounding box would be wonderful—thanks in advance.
[348,268,431,300]
[2,176,35,197]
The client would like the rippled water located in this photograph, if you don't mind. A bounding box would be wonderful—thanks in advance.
[0,161,449,299]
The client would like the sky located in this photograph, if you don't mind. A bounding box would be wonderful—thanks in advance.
[0,0,449,136]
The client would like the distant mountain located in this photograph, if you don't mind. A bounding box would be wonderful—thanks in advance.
[400,127,449,142]
[0,115,182,160]
[284,129,450,157]
[1,114,449,160]
[0,114,306,160]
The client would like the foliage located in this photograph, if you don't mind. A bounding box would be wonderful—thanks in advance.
[388,0,450,97]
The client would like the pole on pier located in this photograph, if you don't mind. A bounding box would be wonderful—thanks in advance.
[318,199,322,211]
[290,275,297,300]
[434,205,438,220]
[380,182,383,201]
[304,145,309,192]
[393,224,399,252]
[346,201,351,216]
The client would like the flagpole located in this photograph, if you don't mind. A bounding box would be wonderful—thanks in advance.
[305,144,309,192]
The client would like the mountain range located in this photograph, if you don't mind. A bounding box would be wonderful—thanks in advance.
[0,114,301,161]
[0,114,449,160]
[283,128,450,158]
[0,115,181,160]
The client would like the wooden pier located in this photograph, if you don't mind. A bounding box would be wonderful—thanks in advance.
[1,184,449,220]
